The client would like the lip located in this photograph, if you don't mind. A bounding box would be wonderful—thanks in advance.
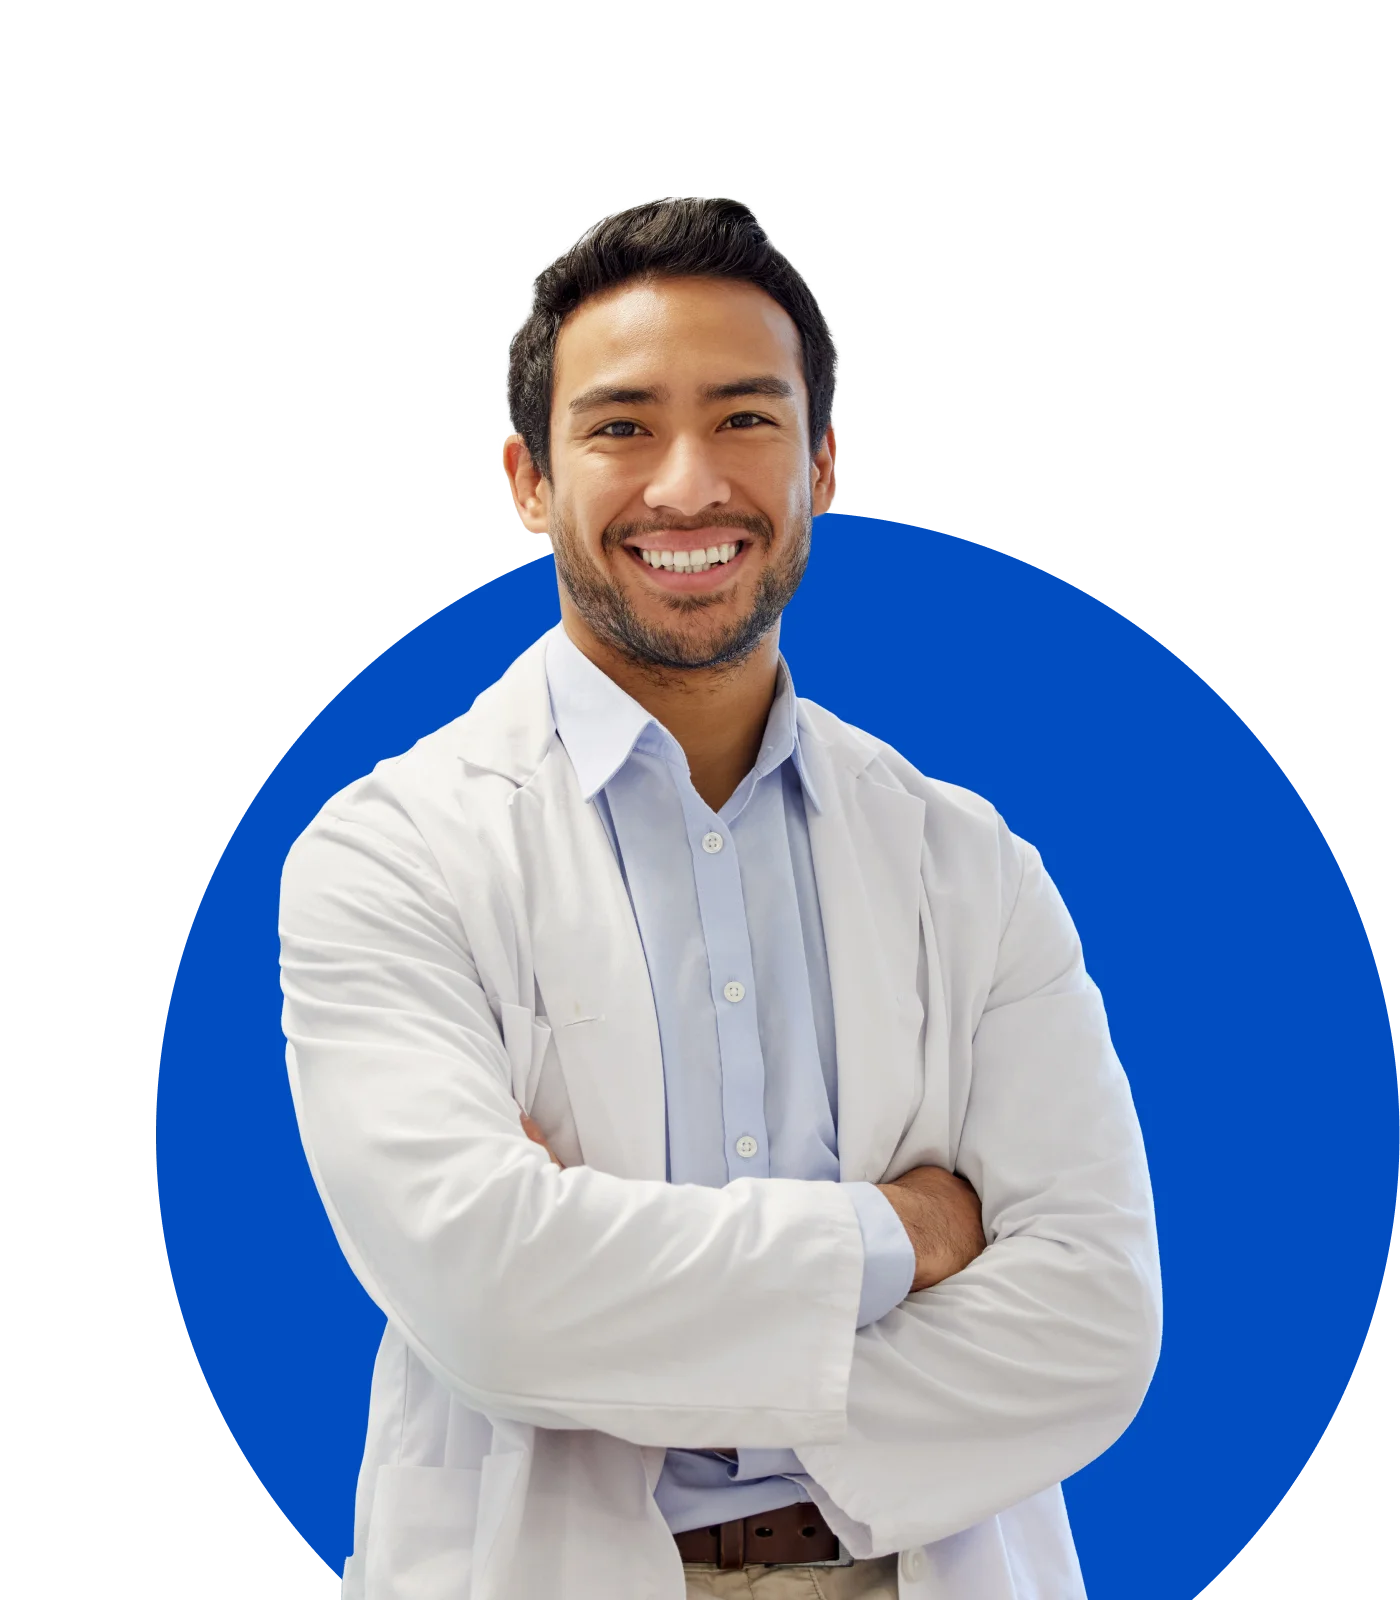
[620,537,751,593]
[622,526,750,553]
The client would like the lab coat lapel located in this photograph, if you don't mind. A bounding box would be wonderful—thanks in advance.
[457,630,668,1183]
[800,713,928,1184]
[518,768,672,1184]
[512,746,669,1184]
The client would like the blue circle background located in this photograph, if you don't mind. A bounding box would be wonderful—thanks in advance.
[158,514,1396,1599]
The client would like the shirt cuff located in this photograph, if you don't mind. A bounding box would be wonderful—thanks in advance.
[722,1447,807,1481]
[846,1181,916,1328]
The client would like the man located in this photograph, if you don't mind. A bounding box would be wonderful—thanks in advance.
[279,197,1161,1600]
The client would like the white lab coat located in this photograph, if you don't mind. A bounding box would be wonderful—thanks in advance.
[279,629,1161,1600]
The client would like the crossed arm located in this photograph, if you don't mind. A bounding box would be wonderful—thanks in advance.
[522,1107,988,1463]
[281,796,1160,1546]
[522,1109,988,1294]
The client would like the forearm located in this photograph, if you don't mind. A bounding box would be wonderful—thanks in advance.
[709,1180,914,1471]
[793,1220,1160,1544]
[290,1038,869,1444]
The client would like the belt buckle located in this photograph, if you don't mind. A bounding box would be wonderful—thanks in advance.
[766,1538,856,1570]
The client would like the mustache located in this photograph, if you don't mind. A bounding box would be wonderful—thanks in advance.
[600,511,774,551]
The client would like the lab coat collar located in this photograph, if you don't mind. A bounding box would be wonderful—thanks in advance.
[477,623,822,810]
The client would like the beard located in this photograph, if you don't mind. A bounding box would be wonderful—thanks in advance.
[548,504,811,672]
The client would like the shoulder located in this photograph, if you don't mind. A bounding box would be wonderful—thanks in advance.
[295,711,505,840]
[283,635,556,894]
[797,695,1001,828]
[278,719,493,916]
[797,696,1030,920]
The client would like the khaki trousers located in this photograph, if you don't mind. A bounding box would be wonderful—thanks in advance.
[682,1552,900,1598]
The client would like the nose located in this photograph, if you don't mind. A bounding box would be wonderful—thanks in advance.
[642,435,731,518]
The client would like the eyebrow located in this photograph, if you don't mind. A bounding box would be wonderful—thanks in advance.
[567,375,796,414]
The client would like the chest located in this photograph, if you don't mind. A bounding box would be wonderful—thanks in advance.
[441,742,965,1185]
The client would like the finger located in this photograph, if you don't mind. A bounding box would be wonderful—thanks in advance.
[520,1112,564,1169]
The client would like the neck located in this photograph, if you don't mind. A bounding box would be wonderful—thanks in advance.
[561,608,781,813]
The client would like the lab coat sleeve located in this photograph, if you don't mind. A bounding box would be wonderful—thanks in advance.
[793,827,1162,1553]
[849,1182,917,1327]
[279,789,866,1448]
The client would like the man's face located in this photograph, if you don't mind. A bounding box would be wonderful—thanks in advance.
[512,275,835,671]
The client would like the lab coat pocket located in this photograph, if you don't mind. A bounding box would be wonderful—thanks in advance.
[364,1465,482,1600]
[498,1002,553,1115]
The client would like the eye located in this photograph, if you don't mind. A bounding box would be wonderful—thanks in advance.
[719,412,771,430]
[594,419,648,438]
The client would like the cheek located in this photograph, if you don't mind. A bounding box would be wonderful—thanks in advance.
[753,477,809,538]
[742,444,811,517]
[570,458,649,535]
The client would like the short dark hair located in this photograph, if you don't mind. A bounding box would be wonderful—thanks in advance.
[507,197,837,480]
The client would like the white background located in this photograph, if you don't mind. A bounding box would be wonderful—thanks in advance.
[3,4,1396,1595]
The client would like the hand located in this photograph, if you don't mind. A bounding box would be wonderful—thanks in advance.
[520,1110,564,1169]
[876,1164,986,1293]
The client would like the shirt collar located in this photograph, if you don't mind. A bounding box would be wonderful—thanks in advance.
[543,624,821,812]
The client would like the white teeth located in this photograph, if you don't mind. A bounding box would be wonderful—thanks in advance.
[637,542,742,572]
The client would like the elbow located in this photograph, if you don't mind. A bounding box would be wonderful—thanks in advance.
[1093,1269,1164,1454]
[1128,1279,1164,1414]
[451,1299,548,1403]
[382,1280,550,1411]
[321,1170,562,1409]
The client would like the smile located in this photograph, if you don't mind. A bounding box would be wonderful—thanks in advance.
[627,540,755,592]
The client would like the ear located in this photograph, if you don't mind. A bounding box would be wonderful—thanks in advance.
[503,435,551,533]
[810,424,836,517]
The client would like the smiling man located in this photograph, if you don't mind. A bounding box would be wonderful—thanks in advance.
[279,198,1161,1600]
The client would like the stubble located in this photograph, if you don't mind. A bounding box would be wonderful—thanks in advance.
[549,507,811,673]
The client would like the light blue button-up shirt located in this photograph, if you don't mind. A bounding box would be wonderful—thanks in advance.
[544,626,915,1534]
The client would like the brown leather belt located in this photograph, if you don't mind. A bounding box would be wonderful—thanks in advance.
[674,1500,854,1570]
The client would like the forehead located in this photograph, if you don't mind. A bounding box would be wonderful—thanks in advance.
[552,276,805,402]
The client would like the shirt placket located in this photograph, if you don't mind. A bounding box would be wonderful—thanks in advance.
[666,765,770,1184]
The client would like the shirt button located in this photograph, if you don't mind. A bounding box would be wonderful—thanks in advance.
[701,831,725,854]
[735,1134,759,1158]
[723,980,745,1003]
[900,1548,928,1581]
